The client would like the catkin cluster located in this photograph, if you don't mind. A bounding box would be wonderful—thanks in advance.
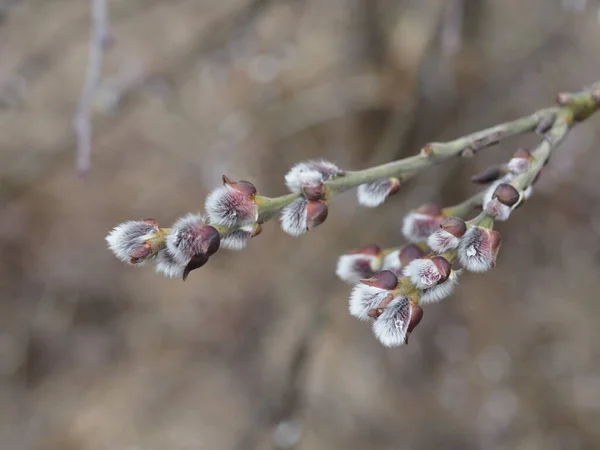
[105,146,534,348]
[106,82,600,348]
[336,149,535,347]
[105,160,400,281]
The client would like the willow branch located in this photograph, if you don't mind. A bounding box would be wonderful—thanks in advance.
[249,106,558,228]
[74,0,110,176]
[468,84,600,228]
[106,81,600,291]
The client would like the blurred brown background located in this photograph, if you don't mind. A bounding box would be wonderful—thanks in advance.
[2,1,600,449]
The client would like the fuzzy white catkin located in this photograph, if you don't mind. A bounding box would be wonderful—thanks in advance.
[166,213,206,264]
[381,250,401,272]
[507,157,530,174]
[105,220,157,264]
[402,213,442,242]
[458,228,494,272]
[221,225,255,250]
[279,198,308,236]
[155,248,186,278]
[404,259,443,289]
[284,160,342,193]
[336,253,381,283]
[420,270,461,304]
[205,185,258,227]
[484,198,512,221]
[371,296,411,347]
[427,229,460,253]
[348,284,390,321]
[356,179,395,208]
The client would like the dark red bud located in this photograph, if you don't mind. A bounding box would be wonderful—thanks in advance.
[182,253,210,281]
[199,225,221,257]
[405,303,424,343]
[488,229,502,254]
[387,178,401,197]
[306,201,328,231]
[302,183,325,201]
[416,203,442,217]
[366,292,395,319]
[493,183,520,207]
[222,175,257,197]
[431,256,451,285]
[360,270,398,290]
[471,166,504,184]
[440,217,467,238]
[398,244,426,266]
[367,308,382,319]
[129,242,152,260]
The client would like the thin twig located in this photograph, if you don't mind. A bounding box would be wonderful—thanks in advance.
[74,0,110,176]
[466,84,600,228]
[249,106,558,222]
[150,98,582,240]
[441,0,464,56]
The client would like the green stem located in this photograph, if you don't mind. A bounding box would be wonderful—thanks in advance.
[325,107,558,195]
[466,212,494,229]
[206,86,596,241]
[511,110,573,191]
[256,193,300,221]
[442,190,485,218]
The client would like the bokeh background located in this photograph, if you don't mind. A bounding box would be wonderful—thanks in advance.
[2,1,600,449]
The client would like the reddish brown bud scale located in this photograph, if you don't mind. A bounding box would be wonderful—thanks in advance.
[182,253,210,281]
[406,303,424,341]
[302,183,326,201]
[430,256,451,284]
[129,242,152,260]
[492,183,520,207]
[306,200,328,230]
[199,225,221,256]
[489,229,502,253]
[222,175,257,197]
[440,217,467,238]
[367,308,383,319]
[398,244,426,266]
[366,293,396,320]
[360,270,399,290]
[388,178,401,196]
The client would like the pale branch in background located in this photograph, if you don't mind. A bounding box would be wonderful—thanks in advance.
[441,0,464,56]
[74,0,110,176]
[105,82,600,348]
